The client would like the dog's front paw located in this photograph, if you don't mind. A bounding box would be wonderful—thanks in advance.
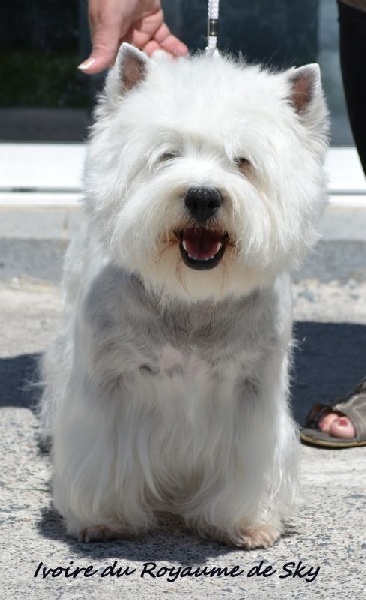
[194,519,281,549]
[78,525,130,543]
[231,522,281,549]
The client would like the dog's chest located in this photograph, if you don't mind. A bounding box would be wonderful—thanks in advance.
[158,344,185,372]
[125,290,274,390]
[88,272,281,398]
[153,338,261,390]
[157,344,210,378]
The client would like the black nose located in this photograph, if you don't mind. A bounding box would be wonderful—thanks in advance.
[184,187,222,224]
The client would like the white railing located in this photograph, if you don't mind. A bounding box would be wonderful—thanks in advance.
[0,144,365,207]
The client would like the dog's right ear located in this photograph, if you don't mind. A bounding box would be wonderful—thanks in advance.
[115,43,149,93]
[103,43,149,108]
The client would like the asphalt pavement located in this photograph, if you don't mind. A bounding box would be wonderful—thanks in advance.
[0,205,365,600]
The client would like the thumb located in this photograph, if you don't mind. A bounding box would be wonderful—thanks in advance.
[79,5,130,74]
[78,46,119,74]
[78,28,122,74]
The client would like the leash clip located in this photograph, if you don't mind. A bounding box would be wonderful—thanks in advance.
[205,0,220,56]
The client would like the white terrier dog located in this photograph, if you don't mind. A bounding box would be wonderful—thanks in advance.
[39,44,328,548]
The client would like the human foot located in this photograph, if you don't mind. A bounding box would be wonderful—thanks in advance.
[318,411,355,439]
[300,378,366,448]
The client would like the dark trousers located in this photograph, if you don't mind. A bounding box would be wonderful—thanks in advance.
[338,1,366,174]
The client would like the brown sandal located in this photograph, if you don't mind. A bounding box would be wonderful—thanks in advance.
[300,379,366,448]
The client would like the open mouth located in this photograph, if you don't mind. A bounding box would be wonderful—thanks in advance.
[174,228,229,270]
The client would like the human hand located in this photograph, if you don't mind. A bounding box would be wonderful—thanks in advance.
[79,0,188,74]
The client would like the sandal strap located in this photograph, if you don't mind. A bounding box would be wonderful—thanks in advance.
[333,393,366,441]
[336,377,366,404]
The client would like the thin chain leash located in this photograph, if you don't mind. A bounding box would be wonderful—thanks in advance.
[206,0,220,56]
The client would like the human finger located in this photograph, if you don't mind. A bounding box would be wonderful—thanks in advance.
[79,0,132,73]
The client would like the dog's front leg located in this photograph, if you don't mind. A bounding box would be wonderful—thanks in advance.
[52,367,157,542]
[183,350,299,549]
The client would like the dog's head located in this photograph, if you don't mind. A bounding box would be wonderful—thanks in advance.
[84,44,328,302]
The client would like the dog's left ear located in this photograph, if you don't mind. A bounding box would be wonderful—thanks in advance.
[287,63,325,119]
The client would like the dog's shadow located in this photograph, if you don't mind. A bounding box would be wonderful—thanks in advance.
[37,504,298,562]
[0,351,41,411]
[3,321,366,559]
[37,505,235,562]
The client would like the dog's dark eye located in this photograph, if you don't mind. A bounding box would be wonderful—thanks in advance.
[235,157,251,173]
[160,152,177,162]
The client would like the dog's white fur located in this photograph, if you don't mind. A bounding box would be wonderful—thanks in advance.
[39,45,328,547]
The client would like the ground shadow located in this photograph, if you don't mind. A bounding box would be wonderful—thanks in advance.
[0,351,40,410]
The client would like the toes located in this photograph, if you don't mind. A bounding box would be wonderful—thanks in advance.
[194,520,281,549]
[79,525,123,543]
[318,412,339,432]
[79,525,108,542]
[318,411,356,438]
[329,417,355,439]
[233,523,281,549]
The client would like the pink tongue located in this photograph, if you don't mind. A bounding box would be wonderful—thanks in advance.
[183,228,222,260]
